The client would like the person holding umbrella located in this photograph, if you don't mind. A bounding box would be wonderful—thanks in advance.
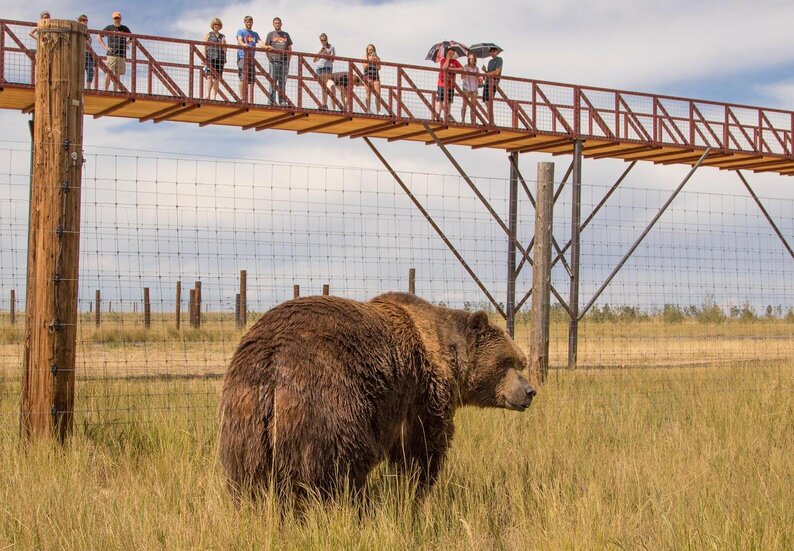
[469,43,503,124]
[435,47,463,122]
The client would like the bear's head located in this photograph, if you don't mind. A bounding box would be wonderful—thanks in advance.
[461,311,535,411]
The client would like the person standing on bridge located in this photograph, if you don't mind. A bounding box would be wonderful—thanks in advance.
[265,17,293,107]
[77,15,95,90]
[28,11,50,39]
[362,44,381,114]
[481,46,502,124]
[203,18,227,101]
[460,52,481,124]
[236,16,265,101]
[434,48,462,122]
[313,33,336,110]
[98,12,131,92]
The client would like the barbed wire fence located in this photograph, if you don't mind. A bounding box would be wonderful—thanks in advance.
[1,141,793,426]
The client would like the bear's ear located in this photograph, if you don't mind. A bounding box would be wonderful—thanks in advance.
[467,311,489,336]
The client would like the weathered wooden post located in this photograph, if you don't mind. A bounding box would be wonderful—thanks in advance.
[293,284,300,299]
[239,270,247,328]
[408,268,416,295]
[530,162,554,384]
[194,281,202,328]
[235,294,241,326]
[9,290,15,325]
[95,290,101,327]
[322,284,330,296]
[175,280,181,330]
[21,18,86,442]
[143,287,151,328]
[189,288,196,328]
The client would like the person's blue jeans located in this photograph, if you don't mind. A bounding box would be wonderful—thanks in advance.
[268,61,288,104]
[85,52,95,86]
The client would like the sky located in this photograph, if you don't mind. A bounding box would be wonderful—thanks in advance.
[0,0,793,312]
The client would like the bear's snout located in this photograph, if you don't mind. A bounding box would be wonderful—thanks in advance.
[501,370,535,412]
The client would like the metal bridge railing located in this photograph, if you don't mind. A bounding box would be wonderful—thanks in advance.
[1,18,792,159]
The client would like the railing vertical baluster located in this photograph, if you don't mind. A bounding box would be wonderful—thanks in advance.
[294,55,306,109]
[689,101,695,147]
[0,23,5,86]
[532,81,537,131]
[346,62,352,114]
[573,86,580,136]
[130,37,137,94]
[397,69,402,118]
[189,44,194,99]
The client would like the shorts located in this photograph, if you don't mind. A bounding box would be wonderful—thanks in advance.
[437,86,455,104]
[482,80,499,102]
[316,67,332,76]
[365,67,379,81]
[107,55,126,76]
[237,58,255,82]
[207,58,224,76]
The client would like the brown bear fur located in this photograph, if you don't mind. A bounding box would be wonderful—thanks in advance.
[218,292,534,500]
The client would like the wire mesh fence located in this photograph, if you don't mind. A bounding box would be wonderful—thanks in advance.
[1,140,793,426]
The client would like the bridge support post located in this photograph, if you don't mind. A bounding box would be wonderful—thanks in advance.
[506,152,519,337]
[21,18,86,442]
[567,140,583,369]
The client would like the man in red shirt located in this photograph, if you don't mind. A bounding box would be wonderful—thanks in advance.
[435,48,462,122]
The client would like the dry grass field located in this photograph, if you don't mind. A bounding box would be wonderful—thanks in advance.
[0,315,793,549]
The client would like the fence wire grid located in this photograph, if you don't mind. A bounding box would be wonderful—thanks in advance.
[1,141,793,425]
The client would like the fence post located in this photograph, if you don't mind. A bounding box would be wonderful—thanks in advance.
[293,284,300,299]
[189,288,196,328]
[95,290,101,327]
[322,284,330,296]
[235,294,241,326]
[9,290,15,325]
[21,18,86,442]
[194,281,202,328]
[143,287,151,328]
[408,268,415,295]
[530,162,555,385]
[239,270,247,328]
[175,280,181,330]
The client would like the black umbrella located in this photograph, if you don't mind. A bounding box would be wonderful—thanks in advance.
[425,40,468,62]
[469,42,503,58]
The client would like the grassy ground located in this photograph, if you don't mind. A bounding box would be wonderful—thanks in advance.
[1,363,792,549]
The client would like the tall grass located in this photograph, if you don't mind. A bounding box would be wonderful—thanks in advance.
[1,364,792,549]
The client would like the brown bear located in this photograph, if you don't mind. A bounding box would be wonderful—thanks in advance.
[219,292,535,500]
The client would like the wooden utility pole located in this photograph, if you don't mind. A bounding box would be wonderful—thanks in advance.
[189,289,196,327]
[408,268,416,295]
[238,270,247,328]
[21,18,86,442]
[530,162,554,385]
[9,290,15,325]
[143,287,151,328]
[175,280,181,330]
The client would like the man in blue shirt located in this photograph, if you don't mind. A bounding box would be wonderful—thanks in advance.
[236,15,265,100]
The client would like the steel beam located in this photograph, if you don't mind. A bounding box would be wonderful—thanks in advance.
[507,151,519,336]
[579,148,712,320]
[567,140,583,369]
[362,137,506,318]
[736,171,794,260]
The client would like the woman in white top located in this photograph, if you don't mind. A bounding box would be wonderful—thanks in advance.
[313,33,335,110]
[460,52,481,124]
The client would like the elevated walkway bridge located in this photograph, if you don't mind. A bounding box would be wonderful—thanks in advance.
[2,19,794,175]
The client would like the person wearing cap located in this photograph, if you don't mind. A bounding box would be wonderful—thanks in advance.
[481,47,503,124]
[98,11,132,91]
[28,11,50,39]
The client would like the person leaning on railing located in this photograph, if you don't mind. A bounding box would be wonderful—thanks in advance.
[98,11,131,92]
[203,18,227,101]
[313,33,335,110]
[481,46,503,124]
